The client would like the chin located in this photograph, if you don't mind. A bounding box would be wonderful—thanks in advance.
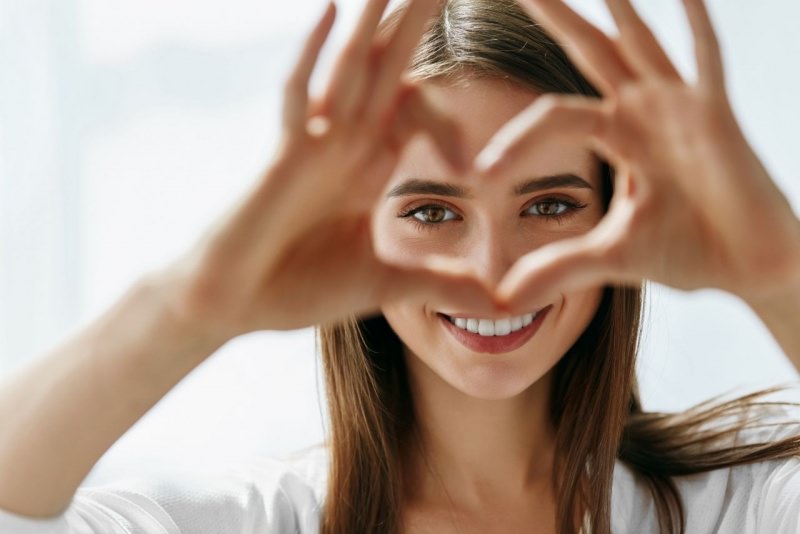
[382,289,600,402]
[385,307,561,402]
[448,365,552,401]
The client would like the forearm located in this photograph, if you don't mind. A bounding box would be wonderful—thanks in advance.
[0,272,228,518]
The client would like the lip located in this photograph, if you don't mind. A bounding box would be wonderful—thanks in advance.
[437,305,552,355]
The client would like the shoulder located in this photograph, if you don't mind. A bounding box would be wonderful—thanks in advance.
[235,443,330,513]
[736,404,800,531]
[612,403,800,533]
[214,443,330,532]
[93,445,330,534]
[0,445,330,534]
[91,446,329,534]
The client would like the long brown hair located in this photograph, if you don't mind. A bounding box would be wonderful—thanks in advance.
[317,1,800,532]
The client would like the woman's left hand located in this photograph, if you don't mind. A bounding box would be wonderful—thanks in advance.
[475,0,800,312]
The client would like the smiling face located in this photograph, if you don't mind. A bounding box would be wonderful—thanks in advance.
[374,78,606,401]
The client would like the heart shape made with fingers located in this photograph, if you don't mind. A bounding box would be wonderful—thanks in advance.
[270,0,800,333]
[368,0,800,318]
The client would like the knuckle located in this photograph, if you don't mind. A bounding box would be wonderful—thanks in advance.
[339,41,361,64]
[631,181,660,214]
[368,41,386,66]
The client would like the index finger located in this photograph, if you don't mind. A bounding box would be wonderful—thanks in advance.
[681,0,725,90]
[518,0,634,96]
[282,1,337,134]
[362,0,441,123]
[604,0,682,80]
[322,0,392,119]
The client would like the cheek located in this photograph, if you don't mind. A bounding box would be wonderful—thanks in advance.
[380,302,444,380]
[551,286,605,357]
[372,214,461,265]
[381,301,433,346]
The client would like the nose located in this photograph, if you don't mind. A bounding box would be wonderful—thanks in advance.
[465,226,518,290]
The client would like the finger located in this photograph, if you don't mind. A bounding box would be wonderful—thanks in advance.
[518,0,635,95]
[343,141,402,213]
[282,1,337,134]
[389,84,469,173]
[681,0,725,89]
[323,0,391,120]
[604,0,682,80]
[380,255,507,314]
[496,234,621,314]
[474,95,610,179]
[362,0,440,123]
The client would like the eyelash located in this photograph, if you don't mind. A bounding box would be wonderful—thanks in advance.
[397,197,588,232]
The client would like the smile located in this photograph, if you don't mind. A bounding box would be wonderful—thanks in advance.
[445,312,537,336]
[437,305,552,354]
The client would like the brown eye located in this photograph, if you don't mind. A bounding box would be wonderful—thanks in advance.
[534,201,565,216]
[419,207,445,223]
[526,199,576,217]
[407,205,458,224]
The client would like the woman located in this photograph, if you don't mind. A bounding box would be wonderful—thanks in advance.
[1,0,799,532]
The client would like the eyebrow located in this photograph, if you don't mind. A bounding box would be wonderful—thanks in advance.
[385,173,593,199]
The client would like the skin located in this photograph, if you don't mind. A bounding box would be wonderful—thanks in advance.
[483,0,800,331]
[1,0,799,529]
[375,78,604,528]
[0,0,505,518]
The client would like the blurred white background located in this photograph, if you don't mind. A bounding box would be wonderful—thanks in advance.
[1,0,799,486]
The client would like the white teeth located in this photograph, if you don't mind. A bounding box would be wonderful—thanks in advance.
[446,311,539,337]
[478,319,494,336]
[494,319,511,336]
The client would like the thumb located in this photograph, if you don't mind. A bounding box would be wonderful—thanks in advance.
[497,235,618,314]
[379,254,508,316]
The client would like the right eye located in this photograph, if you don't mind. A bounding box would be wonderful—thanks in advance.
[399,204,460,226]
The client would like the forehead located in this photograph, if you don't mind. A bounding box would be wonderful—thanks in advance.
[428,77,542,141]
[390,77,598,189]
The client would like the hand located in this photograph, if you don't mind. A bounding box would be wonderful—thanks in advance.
[157,0,501,339]
[475,0,800,312]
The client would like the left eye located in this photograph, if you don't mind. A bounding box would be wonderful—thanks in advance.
[408,205,459,224]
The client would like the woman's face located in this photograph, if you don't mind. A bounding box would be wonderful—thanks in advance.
[374,78,606,401]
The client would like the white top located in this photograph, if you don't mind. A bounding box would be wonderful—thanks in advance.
[2,405,800,534]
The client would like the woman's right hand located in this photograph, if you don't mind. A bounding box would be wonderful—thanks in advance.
[156,0,502,340]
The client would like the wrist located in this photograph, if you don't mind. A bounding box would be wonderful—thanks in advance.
[742,215,800,313]
[742,223,800,367]
[135,269,232,356]
[747,272,800,323]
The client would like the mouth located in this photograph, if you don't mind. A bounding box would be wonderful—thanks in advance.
[436,305,552,355]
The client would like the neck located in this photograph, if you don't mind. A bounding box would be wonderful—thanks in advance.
[402,350,557,509]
